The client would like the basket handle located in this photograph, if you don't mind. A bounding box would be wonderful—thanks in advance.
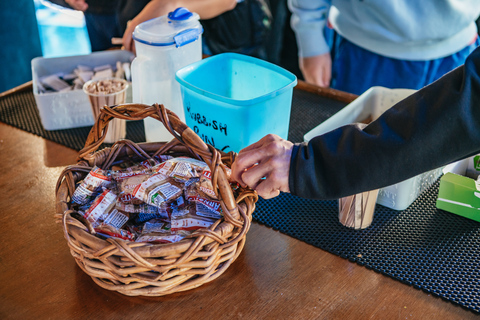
[78,103,184,157]
[78,103,242,224]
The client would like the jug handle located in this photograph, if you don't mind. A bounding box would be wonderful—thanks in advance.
[131,55,148,103]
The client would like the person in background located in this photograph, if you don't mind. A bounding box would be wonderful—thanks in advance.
[231,46,480,201]
[121,0,272,59]
[121,0,236,52]
[0,0,43,92]
[287,0,480,95]
[47,0,150,51]
[49,0,272,58]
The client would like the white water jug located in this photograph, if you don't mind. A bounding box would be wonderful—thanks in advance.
[131,7,203,142]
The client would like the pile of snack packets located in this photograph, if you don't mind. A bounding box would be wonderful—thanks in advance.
[71,155,238,244]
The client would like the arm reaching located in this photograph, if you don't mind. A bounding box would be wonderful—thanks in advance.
[232,47,480,201]
[122,0,237,52]
[290,46,480,200]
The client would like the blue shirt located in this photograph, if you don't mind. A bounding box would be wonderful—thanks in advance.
[288,0,480,60]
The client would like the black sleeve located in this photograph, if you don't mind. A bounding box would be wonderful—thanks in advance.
[288,46,480,200]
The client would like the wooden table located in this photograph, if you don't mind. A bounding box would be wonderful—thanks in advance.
[0,84,477,320]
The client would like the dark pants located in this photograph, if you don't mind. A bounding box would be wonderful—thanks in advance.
[84,0,150,51]
[84,12,121,51]
[328,30,480,95]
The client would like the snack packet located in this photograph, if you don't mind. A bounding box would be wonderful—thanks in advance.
[197,167,219,199]
[185,183,222,218]
[111,159,162,205]
[94,223,135,241]
[83,189,128,229]
[141,218,171,234]
[115,202,165,215]
[131,206,171,224]
[132,173,183,208]
[113,171,151,205]
[71,166,112,205]
[135,233,185,244]
[153,157,208,182]
[194,202,222,220]
[82,189,116,225]
[197,166,240,199]
[170,204,217,233]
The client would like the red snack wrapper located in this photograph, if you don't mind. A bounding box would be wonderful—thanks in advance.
[94,224,135,241]
[132,174,183,208]
[83,189,129,230]
[198,168,217,199]
[72,166,112,205]
[153,157,208,183]
[170,204,217,232]
[111,161,158,205]
[185,183,222,218]
[83,189,117,225]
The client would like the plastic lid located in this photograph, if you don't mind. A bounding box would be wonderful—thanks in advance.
[132,7,203,47]
[168,7,193,20]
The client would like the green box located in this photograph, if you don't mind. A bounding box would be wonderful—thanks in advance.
[436,172,480,222]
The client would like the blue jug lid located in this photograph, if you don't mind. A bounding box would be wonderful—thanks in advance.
[132,7,203,47]
[168,7,193,20]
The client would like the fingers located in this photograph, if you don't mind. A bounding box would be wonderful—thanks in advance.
[122,34,132,52]
[231,154,259,187]
[236,142,259,154]
[255,179,281,199]
[231,134,293,199]
[239,161,270,190]
[255,184,280,199]
[231,135,276,185]
[240,161,287,199]
[122,21,135,52]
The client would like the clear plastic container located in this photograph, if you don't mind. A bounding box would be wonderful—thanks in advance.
[175,53,297,153]
[31,50,134,130]
[131,7,203,142]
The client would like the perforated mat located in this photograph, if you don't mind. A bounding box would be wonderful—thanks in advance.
[255,188,480,313]
[1,86,480,314]
[0,89,146,150]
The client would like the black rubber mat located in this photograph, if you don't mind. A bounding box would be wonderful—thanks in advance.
[2,87,479,314]
[0,89,146,150]
[0,88,343,150]
[254,186,480,313]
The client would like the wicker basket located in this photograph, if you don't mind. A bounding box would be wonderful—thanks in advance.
[55,103,258,296]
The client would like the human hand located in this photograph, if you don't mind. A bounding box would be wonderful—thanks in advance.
[231,134,293,199]
[122,20,137,53]
[65,0,88,11]
[299,52,332,87]
[121,0,178,53]
[122,0,238,53]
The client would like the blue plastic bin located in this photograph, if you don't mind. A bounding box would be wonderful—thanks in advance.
[175,53,297,152]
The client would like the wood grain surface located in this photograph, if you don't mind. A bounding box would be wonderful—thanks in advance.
[0,122,478,319]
